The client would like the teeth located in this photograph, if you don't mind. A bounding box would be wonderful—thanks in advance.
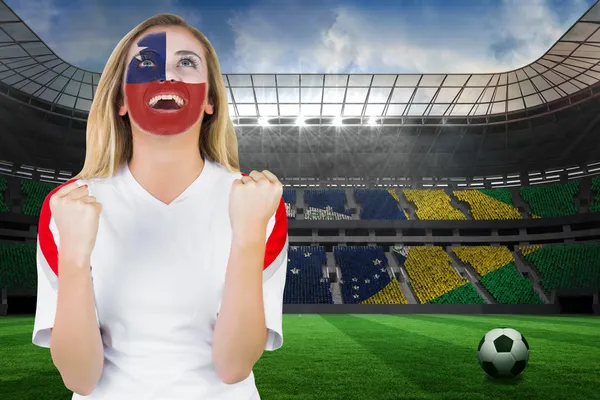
[148,94,184,107]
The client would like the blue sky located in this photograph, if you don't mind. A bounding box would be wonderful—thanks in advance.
[4,0,596,74]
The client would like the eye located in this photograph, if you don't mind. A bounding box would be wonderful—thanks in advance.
[140,60,154,67]
[178,56,199,68]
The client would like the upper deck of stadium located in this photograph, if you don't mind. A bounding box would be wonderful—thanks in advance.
[1,0,600,180]
[2,0,600,124]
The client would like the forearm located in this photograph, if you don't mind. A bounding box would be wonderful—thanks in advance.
[51,251,104,395]
[212,234,267,384]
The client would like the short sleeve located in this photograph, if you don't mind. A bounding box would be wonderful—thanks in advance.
[32,179,97,348]
[262,197,288,351]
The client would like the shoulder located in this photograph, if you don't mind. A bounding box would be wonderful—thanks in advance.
[209,160,242,182]
[41,178,84,218]
[40,173,115,220]
[41,176,106,208]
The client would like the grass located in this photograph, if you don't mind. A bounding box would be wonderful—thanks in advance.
[1,314,599,399]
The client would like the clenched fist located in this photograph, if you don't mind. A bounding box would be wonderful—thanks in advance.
[50,181,103,265]
[229,170,283,241]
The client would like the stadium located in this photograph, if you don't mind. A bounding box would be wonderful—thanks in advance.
[0,0,599,399]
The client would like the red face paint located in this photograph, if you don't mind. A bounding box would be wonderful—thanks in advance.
[125,81,207,136]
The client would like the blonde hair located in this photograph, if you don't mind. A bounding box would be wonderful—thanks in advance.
[76,14,239,180]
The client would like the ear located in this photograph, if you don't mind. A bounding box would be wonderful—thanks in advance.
[118,99,128,116]
[204,100,214,115]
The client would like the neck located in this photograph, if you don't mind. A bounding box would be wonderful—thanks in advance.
[127,127,205,201]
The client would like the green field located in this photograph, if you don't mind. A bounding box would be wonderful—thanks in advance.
[1,314,599,399]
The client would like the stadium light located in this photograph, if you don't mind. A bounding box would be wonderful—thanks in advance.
[332,116,343,126]
[296,116,306,126]
[258,116,270,126]
[368,117,378,126]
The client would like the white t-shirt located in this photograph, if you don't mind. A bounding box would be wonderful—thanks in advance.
[32,159,289,400]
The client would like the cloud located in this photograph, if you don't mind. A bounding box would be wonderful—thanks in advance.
[6,0,203,71]
[5,0,594,73]
[225,0,592,73]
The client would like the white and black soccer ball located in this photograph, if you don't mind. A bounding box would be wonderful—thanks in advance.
[478,327,530,378]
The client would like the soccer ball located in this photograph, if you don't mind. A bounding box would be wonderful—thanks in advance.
[477,328,529,378]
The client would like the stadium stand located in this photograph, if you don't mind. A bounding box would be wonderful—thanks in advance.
[0,242,37,289]
[304,206,352,220]
[282,189,296,204]
[284,246,333,304]
[334,245,407,304]
[520,245,542,256]
[354,189,406,220]
[283,189,297,219]
[20,179,56,217]
[453,247,543,304]
[453,188,522,220]
[520,180,580,218]
[387,189,410,219]
[392,245,483,304]
[0,175,9,212]
[523,243,600,291]
[285,203,296,219]
[591,176,600,213]
[303,189,352,220]
[403,189,466,220]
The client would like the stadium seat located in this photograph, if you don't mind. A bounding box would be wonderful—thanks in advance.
[523,243,600,291]
[334,245,407,304]
[285,203,296,219]
[453,246,542,304]
[591,176,600,213]
[0,242,37,289]
[304,206,351,220]
[283,189,297,219]
[284,246,333,304]
[354,189,406,220]
[0,175,9,212]
[387,189,410,219]
[520,180,579,218]
[403,189,466,220]
[282,189,296,204]
[392,245,482,304]
[453,188,521,220]
[303,189,352,220]
[20,179,57,217]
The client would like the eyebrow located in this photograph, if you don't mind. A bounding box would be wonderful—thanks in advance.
[133,48,158,59]
[174,50,202,59]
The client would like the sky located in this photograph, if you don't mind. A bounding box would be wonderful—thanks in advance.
[4,0,597,74]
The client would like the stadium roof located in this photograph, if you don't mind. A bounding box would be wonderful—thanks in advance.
[1,1,600,125]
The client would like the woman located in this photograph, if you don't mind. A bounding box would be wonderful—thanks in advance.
[32,14,288,400]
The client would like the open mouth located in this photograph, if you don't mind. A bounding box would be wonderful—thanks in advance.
[147,94,185,110]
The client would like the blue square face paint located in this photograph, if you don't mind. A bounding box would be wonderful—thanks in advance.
[126,32,167,84]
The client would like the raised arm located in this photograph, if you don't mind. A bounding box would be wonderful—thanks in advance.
[36,181,104,395]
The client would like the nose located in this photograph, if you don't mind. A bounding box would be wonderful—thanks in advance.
[158,79,176,83]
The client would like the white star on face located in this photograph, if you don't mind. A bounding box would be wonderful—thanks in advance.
[352,277,358,282]
[320,278,326,283]
[353,285,359,290]
[304,252,311,257]
[373,259,382,265]
[353,294,359,299]
[381,268,386,273]
[130,43,149,61]
[291,268,300,274]
[374,274,380,279]
[339,279,344,284]
[364,278,370,283]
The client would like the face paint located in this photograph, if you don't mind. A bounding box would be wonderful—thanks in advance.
[124,31,207,136]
